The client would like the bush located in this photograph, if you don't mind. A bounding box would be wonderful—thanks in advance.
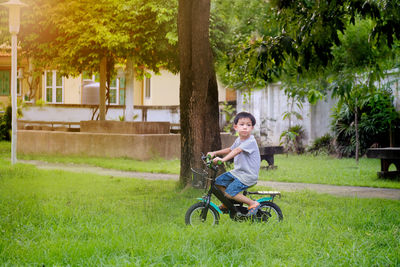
[331,89,400,157]
[0,106,11,141]
[307,133,334,155]
[280,124,305,154]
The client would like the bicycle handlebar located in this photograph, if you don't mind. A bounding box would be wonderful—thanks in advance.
[202,153,223,170]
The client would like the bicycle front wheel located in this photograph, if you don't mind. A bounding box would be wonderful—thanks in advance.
[185,202,220,226]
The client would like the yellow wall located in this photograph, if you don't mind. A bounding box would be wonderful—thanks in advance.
[64,76,81,104]
[134,71,143,106]
[144,70,180,106]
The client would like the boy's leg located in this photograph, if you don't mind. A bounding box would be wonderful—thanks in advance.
[230,192,255,206]
[223,175,260,215]
[215,172,260,214]
[215,173,234,211]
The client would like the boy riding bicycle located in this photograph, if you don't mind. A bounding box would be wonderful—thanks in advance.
[207,111,261,216]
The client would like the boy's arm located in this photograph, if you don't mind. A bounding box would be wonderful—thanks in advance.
[207,147,231,158]
[213,147,243,164]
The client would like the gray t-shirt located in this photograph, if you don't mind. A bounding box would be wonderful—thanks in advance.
[229,135,260,186]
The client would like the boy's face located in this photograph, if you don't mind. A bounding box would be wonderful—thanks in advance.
[234,117,254,139]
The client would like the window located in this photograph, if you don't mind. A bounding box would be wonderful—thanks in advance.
[108,78,118,105]
[0,70,10,96]
[45,70,64,103]
[145,77,151,98]
[119,77,126,105]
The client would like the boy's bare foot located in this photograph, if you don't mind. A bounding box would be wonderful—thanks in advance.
[247,202,261,216]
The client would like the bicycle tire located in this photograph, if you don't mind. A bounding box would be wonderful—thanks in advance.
[185,202,220,226]
[255,201,283,222]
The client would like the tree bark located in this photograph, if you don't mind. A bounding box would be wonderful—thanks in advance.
[178,0,222,187]
[99,56,107,121]
[355,97,359,164]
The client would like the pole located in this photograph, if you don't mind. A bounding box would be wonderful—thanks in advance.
[11,33,17,164]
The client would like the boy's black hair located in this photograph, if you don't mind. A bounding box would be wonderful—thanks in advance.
[233,112,256,126]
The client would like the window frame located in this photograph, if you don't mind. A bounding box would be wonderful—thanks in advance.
[44,70,64,104]
[145,77,151,99]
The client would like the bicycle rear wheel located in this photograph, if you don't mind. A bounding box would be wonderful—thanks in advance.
[255,201,283,222]
[185,202,220,226]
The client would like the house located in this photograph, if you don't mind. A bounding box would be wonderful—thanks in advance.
[0,48,236,123]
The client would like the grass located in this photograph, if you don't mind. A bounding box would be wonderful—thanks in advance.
[0,159,399,265]
[7,139,399,189]
[259,154,400,189]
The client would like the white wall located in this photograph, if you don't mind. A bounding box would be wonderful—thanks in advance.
[237,75,400,146]
[20,105,180,124]
[237,84,337,146]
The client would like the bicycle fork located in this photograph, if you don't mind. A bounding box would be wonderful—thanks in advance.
[200,195,211,221]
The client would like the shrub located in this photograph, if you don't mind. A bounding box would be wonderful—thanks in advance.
[331,89,400,157]
[280,124,305,154]
[0,106,11,141]
[307,133,334,155]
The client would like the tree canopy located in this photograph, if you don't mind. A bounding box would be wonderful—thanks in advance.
[17,0,178,77]
[213,0,400,96]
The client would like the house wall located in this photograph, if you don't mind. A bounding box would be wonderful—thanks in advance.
[20,104,181,124]
[144,70,180,106]
[141,70,230,106]
[134,73,143,106]
[64,76,82,104]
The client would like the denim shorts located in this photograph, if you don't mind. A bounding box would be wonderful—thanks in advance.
[215,172,249,197]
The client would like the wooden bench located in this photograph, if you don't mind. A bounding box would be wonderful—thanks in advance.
[170,123,180,134]
[366,148,400,179]
[260,146,284,169]
[18,120,81,132]
[226,146,284,169]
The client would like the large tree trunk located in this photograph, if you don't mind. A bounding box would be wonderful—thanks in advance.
[99,56,107,121]
[178,0,222,187]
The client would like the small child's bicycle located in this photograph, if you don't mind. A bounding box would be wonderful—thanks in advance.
[185,154,283,226]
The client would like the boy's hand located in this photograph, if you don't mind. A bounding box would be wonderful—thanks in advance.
[212,157,223,164]
[207,152,216,158]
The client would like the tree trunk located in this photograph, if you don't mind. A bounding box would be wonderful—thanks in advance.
[355,98,359,164]
[99,56,107,121]
[178,0,222,187]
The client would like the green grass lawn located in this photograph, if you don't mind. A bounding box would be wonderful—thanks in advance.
[0,159,399,266]
[6,138,399,189]
[259,154,400,189]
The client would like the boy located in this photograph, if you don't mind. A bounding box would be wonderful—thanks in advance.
[207,111,261,216]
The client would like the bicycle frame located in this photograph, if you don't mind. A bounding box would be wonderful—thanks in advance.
[198,156,248,220]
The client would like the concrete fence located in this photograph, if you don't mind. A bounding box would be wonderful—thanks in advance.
[17,131,236,160]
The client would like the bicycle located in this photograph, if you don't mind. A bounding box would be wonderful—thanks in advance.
[185,154,283,226]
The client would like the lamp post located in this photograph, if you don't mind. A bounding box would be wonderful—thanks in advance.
[1,0,27,165]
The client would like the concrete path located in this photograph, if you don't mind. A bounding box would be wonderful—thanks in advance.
[20,160,400,200]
